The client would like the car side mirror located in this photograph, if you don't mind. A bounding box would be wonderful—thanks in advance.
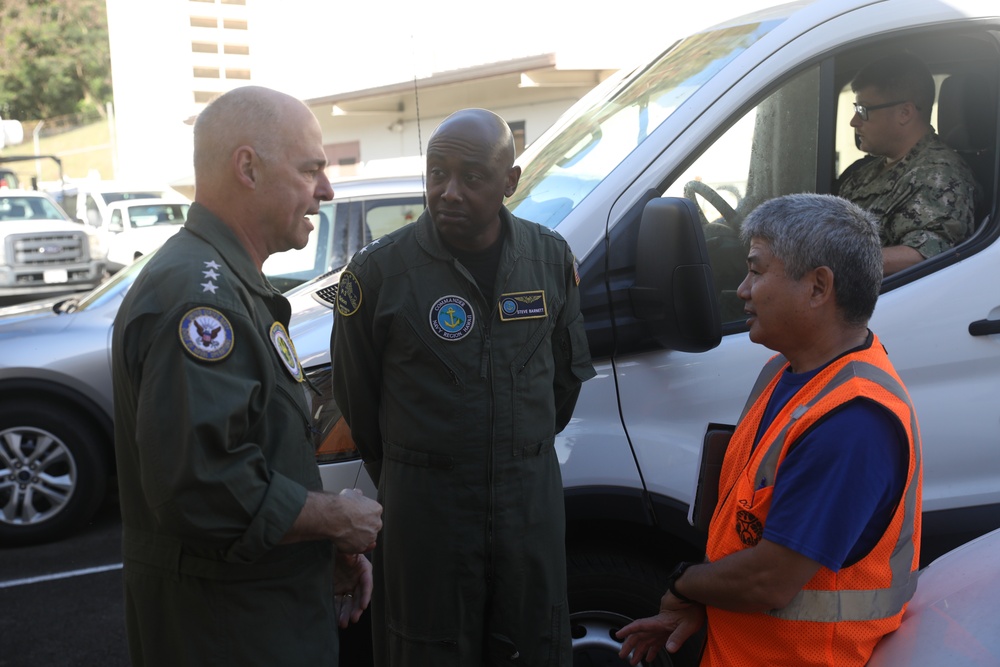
[629,197,722,352]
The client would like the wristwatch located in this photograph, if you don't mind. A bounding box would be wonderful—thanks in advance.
[666,561,697,604]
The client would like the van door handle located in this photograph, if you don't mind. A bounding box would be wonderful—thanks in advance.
[969,319,1000,336]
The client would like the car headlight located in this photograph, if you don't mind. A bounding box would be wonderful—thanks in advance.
[87,230,104,259]
[303,364,361,464]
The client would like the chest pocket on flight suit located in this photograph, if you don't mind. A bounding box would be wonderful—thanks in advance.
[509,295,563,453]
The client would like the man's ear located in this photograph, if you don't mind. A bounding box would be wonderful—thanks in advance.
[810,266,836,306]
[898,101,919,126]
[504,165,522,198]
[234,145,258,189]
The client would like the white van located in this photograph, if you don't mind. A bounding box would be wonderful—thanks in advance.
[291,1,1000,663]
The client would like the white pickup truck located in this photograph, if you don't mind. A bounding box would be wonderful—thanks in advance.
[290,0,1000,663]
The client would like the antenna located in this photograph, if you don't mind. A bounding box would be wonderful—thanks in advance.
[411,34,426,203]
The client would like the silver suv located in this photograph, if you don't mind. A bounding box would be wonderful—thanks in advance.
[264,174,425,292]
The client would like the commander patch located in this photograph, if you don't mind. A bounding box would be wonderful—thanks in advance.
[430,295,475,341]
[179,307,234,362]
[337,271,362,317]
[498,290,547,322]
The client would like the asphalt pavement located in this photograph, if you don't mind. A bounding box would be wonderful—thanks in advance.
[0,498,128,667]
[0,498,374,667]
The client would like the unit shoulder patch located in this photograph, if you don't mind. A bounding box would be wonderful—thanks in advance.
[337,271,363,317]
[269,321,305,382]
[179,307,234,362]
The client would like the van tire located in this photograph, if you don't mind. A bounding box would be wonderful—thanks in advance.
[567,546,703,666]
[0,402,108,546]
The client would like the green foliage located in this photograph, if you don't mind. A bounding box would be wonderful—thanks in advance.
[0,0,112,121]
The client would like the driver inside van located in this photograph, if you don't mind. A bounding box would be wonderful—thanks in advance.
[836,53,976,276]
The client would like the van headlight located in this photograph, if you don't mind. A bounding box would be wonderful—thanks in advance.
[303,364,362,463]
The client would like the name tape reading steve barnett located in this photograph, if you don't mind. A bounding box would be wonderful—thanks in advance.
[498,290,547,322]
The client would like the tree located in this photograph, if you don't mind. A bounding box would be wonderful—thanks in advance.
[0,0,112,121]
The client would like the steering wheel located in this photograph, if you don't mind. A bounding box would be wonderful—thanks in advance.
[683,180,741,232]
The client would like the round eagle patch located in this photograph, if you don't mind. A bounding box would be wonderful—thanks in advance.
[179,307,234,361]
[269,322,305,382]
[337,271,362,317]
[430,295,475,341]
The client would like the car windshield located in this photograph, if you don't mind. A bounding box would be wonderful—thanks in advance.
[507,17,785,228]
[0,195,69,221]
[127,203,189,227]
[103,191,164,204]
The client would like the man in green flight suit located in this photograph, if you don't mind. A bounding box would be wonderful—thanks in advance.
[331,108,596,666]
[112,86,383,666]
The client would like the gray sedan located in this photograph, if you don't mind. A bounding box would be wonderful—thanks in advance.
[0,254,150,545]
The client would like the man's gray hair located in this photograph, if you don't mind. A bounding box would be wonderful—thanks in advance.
[193,86,284,176]
[741,194,883,325]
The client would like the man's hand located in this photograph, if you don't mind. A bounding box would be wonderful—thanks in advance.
[282,488,382,553]
[329,488,382,554]
[334,552,373,628]
[615,596,706,666]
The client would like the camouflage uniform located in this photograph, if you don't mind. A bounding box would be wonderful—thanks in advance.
[837,131,976,258]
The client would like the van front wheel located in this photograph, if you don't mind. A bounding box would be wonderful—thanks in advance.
[567,547,703,667]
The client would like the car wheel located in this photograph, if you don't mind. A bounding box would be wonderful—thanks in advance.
[0,402,109,545]
[568,547,703,667]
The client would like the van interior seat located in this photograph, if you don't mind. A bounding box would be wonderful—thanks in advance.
[938,70,998,225]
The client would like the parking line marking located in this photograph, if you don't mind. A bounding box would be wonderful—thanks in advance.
[0,563,123,589]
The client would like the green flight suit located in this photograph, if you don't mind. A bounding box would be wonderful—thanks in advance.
[331,207,595,667]
[112,203,337,667]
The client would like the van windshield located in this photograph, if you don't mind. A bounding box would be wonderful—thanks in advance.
[508,17,785,228]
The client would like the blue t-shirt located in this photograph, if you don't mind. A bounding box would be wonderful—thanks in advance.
[755,360,908,571]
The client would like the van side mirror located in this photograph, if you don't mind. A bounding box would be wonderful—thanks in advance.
[629,197,722,352]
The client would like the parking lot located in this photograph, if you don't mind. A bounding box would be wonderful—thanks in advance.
[0,499,128,667]
[0,496,375,667]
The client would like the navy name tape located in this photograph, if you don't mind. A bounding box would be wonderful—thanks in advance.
[498,290,547,321]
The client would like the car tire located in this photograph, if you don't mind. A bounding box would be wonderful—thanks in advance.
[567,546,704,667]
[0,402,109,546]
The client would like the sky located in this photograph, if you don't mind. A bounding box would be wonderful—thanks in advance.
[252,0,794,99]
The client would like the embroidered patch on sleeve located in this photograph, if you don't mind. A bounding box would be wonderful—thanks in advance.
[337,271,363,317]
[179,307,234,361]
[269,321,305,382]
[498,290,547,321]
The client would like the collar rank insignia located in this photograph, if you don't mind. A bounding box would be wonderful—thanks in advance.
[269,321,305,382]
[179,307,234,361]
[430,295,475,341]
[498,290,547,322]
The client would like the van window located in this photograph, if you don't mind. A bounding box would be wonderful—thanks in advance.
[664,66,821,323]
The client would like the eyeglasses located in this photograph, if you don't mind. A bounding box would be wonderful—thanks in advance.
[852,100,908,121]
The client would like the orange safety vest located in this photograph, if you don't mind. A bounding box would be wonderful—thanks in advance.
[703,335,922,667]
